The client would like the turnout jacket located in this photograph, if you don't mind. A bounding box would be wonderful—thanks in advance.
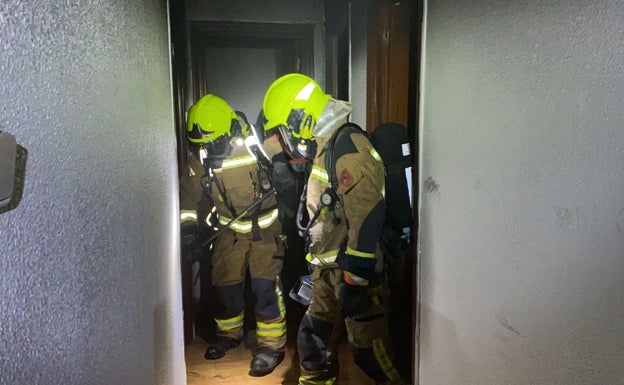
[206,144,279,234]
[305,123,386,284]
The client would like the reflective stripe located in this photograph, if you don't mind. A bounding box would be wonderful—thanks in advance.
[296,82,316,101]
[218,209,279,233]
[180,210,197,223]
[276,274,286,318]
[256,320,286,337]
[298,377,336,385]
[346,247,375,259]
[310,165,328,183]
[215,313,244,332]
[344,271,369,286]
[212,155,257,172]
[370,148,385,197]
[370,148,381,161]
[372,338,401,383]
[305,249,340,265]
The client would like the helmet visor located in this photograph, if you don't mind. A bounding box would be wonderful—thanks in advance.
[277,125,316,160]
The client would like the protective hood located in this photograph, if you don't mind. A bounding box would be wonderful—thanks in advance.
[312,98,353,138]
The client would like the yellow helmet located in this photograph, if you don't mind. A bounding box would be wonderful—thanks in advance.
[187,94,241,145]
[261,73,330,159]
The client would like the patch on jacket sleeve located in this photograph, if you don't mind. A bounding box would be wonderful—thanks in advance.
[339,168,354,187]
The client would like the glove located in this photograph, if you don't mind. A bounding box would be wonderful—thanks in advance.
[339,282,370,317]
[181,235,203,264]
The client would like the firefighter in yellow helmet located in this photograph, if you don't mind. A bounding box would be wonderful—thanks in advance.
[187,94,287,376]
[260,74,407,385]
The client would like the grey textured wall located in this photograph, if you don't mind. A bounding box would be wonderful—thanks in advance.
[419,0,624,384]
[0,1,185,384]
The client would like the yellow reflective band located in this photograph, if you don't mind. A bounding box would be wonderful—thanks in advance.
[305,249,340,265]
[298,376,336,385]
[215,313,244,332]
[372,338,401,383]
[256,320,286,337]
[212,155,257,172]
[381,184,386,198]
[370,148,382,161]
[310,165,328,183]
[218,209,279,233]
[276,275,286,317]
[180,210,197,223]
[346,247,375,259]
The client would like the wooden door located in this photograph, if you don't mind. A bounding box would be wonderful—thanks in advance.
[366,1,412,131]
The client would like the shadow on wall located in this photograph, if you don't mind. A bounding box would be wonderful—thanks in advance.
[0,144,28,215]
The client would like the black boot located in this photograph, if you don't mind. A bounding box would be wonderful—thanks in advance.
[204,336,241,360]
[249,347,285,376]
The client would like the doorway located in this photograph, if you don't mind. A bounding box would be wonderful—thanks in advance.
[169,1,422,383]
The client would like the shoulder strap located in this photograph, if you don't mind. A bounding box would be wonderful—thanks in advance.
[210,172,239,218]
[323,123,368,190]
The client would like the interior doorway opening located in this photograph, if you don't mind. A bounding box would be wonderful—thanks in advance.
[169,1,422,383]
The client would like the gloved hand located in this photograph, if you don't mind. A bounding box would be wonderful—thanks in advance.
[181,233,203,264]
[339,282,370,317]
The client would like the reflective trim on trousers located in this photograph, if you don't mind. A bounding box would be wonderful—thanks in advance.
[256,320,286,338]
[298,377,336,385]
[215,312,244,332]
[372,338,401,383]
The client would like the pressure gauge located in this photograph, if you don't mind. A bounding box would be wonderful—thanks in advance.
[320,191,333,207]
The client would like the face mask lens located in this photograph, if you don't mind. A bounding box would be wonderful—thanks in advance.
[286,109,305,135]
[203,135,231,158]
[278,125,298,156]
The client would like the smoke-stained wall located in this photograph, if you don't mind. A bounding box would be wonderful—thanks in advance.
[419,0,624,384]
[0,1,185,384]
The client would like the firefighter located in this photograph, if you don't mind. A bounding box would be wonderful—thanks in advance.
[260,74,408,385]
[187,94,286,376]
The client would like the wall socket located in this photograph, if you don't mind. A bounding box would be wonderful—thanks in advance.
[0,132,17,208]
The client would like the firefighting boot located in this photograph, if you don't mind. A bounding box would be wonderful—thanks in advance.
[204,336,242,360]
[249,347,285,376]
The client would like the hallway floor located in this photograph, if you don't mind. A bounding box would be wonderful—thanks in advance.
[184,333,375,385]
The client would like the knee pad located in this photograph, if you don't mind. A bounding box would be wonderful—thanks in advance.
[298,314,334,371]
[251,278,281,320]
[215,282,245,318]
[350,344,391,383]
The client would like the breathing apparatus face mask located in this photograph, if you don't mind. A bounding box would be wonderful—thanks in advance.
[202,119,246,169]
[201,135,232,169]
[277,124,317,160]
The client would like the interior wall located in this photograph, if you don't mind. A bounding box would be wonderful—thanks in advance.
[0,1,185,384]
[419,0,624,384]
[185,0,326,87]
[202,46,277,123]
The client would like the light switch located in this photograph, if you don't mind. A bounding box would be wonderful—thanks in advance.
[0,132,17,208]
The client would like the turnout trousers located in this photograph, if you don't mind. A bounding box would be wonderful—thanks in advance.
[297,267,402,385]
[211,220,286,350]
